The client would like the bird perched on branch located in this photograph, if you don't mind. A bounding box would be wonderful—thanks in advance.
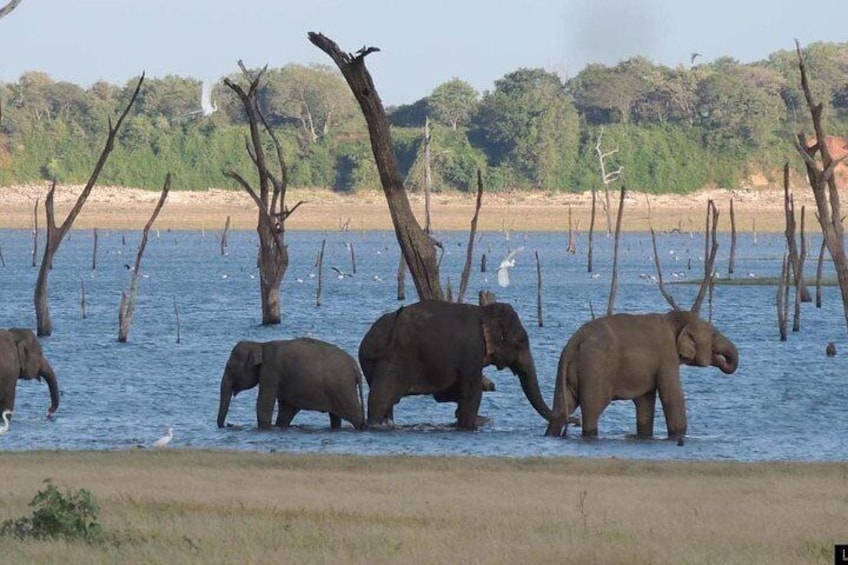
[497,246,524,288]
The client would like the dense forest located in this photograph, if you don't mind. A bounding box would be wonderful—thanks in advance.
[1,41,846,194]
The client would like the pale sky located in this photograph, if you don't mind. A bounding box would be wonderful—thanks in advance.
[0,0,845,106]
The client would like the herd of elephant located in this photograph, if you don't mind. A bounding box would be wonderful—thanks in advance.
[1,300,739,442]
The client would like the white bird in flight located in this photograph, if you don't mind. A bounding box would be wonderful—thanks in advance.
[0,409,12,434]
[152,427,173,448]
[497,246,524,288]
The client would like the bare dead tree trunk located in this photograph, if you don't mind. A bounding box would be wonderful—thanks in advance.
[0,0,23,20]
[423,116,432,234]
[221,215,231,255]
[783,163,812,302]
[349,242,357,275]
[457,169,484,304]
[728,198,737,275]
[79,277,86,319]
[480,253,487,273]
[777,253,789,341]
[173,295,181,344]
[397,256,406,301]
[316,239,326,307]
[793,207,806,332]
[224,66,303,325]
[34,75,144,336]
[535,250,544,327]
[816,237,825,308]
[0,238,4,267]
[691,200,719,314]
[445,278,453,302]
[118,174,170,343]
[309,32,443,301]
[567,205,576,255]
[606,185,626,316]
[31,197,38,267]
[588,188,597,273]
[651,227,680,310]
[91,228,98,270]
[793,41,848,329]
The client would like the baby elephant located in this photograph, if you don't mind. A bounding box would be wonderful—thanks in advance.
[545,310,738,441]
[217,337,365,430]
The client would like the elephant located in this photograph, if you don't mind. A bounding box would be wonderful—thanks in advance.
[359,300,552,430]
[0,328,60,420]
[217,337,365,430]
[545,310,738,441]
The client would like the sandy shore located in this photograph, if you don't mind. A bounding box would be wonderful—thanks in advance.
[0,183,812,233]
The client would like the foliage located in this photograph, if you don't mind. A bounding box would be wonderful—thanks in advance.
[0,479,104,544]
[0,42,846,193]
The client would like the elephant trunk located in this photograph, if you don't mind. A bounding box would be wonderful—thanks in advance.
[712,333,739,374]
[217,373,234,428]
[515,357,553,422]
[41,358,59,417]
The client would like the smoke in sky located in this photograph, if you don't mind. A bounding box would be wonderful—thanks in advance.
[569,0,663,67]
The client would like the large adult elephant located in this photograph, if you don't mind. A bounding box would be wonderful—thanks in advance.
[0,328,60,420]
[359,300,552,430]
[217,337,365,430]
[545,310,738,441]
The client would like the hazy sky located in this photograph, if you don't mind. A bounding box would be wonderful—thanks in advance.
[0,0,845,106]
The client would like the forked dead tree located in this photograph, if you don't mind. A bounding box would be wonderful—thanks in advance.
[606,185,626,316]
[595,128,622,237]
[310,32,443,301]
[118,174,171,343]
[793,40,848,330]
[783,163,811,301]
[223,65,304,325]
[34,74,144,336]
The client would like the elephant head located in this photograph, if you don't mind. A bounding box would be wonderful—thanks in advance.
[480,303,552,421]
[673,312,738,374]
[217,341,262,428]
[10,328,59,417]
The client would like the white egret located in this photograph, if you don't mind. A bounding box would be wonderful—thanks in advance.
[0,409,12,434]
[497,246,524,288]
[152,427,173,448]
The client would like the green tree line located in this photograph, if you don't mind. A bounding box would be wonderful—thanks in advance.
[1,41,846,194]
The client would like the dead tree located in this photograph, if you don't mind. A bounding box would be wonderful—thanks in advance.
[91,228,98,270]
[34,74,144,336]
[606,185,626,316]
[650,228,680,310]
[793,207,806,332]
[728,198,737,275]
[423,116,433,234]
[691,200,719,315]
[0,0,23,20]
[793,40,848,330]
[783,163,811,301]
[173,296,181,344]
[79,278,86,319]
[223,66,303,325]
[118,173,170,343]
[816,238,826,308]
[397,257,406,301]
[595,128,622,237]
[221,216,231,255]
[310,33,443,301]
[316,239,326,307]
[535,250,544,327]
[457,169,484,303]
[31,198,38,267]
[777,253,790,341]
[567,205,576,255]
[587,188,597,273]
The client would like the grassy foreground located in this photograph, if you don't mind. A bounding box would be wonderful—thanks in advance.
[0,450,843,564]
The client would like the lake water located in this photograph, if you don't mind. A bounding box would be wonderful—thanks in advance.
[1,225,846,462]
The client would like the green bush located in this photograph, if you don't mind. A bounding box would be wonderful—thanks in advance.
[1,479,104,544]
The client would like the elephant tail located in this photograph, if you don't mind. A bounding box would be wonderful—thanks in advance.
[356,368,366,429]
[545,338,580,437]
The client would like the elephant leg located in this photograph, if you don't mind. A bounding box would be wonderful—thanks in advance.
[658,371,687,440]
[329,413,342,430]
[634,391,657,439]
[275,403,299,429]
[366,364,402,426]
[456,374,483,431]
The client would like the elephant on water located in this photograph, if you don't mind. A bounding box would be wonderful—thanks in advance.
[217,337,365,430]
[545,310,738,441]
[359,300,552,430]
[0,328,60,421]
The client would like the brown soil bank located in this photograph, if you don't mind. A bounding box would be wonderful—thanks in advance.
[0,451,842,564]
[0,184,816,232]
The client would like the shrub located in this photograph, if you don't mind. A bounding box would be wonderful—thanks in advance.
[0,479,104,543]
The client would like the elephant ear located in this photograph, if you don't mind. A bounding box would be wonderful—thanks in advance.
[676,325,697,363]
[15,339,30,377]
[245,343,263,367]
[482,324,497,365]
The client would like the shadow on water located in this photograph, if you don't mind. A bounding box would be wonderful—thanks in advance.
[1,228,846,461]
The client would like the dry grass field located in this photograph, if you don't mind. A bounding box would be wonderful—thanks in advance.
[0,183,813,233]
[0,450,844,564]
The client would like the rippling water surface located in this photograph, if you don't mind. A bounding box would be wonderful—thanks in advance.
[1,226,846,461]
